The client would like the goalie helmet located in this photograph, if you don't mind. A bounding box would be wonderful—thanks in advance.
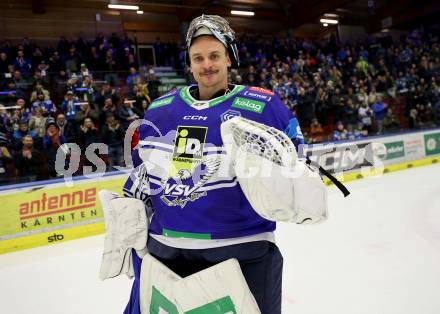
[186,14,240,68]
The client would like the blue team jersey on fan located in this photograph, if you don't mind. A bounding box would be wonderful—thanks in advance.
[124,84,299,240]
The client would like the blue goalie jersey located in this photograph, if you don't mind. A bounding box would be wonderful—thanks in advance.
[123,84,303,241]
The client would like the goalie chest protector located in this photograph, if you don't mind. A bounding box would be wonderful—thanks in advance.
[130,84,295,240]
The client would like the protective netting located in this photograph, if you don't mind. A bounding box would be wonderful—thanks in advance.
[224,117,297,167]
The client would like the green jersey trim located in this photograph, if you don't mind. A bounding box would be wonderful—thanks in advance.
[162,228,212,240]
[180,85,245,108]
[148,96,175,110]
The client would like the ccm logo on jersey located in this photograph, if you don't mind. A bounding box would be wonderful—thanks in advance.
[249,86,274,95]
[183,115,208,121]
[244,90,272,101]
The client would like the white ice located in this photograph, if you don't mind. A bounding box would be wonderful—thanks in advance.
[1,164,439,314]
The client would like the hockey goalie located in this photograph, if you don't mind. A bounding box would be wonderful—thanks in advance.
[98,14,328,314]
[99,115,327,314]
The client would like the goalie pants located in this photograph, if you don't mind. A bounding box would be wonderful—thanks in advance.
[124,238,283,314]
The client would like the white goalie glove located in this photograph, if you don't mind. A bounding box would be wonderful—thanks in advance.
[98,190,149,280]
[221,116,328,224]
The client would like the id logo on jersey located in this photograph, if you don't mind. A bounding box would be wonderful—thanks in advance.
[173,126,207,160]
[162,126,219,208]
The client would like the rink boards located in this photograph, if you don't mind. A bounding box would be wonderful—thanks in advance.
[0,174,126,254]
[1,128,439,254]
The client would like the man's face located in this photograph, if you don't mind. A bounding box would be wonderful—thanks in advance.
[22,136,33,148]
[19,123,28,132]
[17,99,25,107]
[189,36,231,90]
[106,116,115,125]
[47,125,58,134]
[104,98,113,107]
[57,115,65,125]
[84,118,93,128]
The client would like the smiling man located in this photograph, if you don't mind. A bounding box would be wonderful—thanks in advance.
[189,35,231,98]
[111,14,327,314]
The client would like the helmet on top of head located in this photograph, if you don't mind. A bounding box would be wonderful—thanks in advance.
[186,14,240,68]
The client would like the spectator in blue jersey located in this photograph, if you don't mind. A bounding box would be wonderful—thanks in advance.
[126,66,141,90]
[117,15,324,314]
[13,50,32,77]
[32,92,56,117]
[11,118,39,151]
[60,91,79,122]
[332,121,348,141]
[371,95,387,134]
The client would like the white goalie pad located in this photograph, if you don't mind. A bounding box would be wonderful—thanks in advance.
[99,190,149,280]
[140,254,261,314]
[221,117,328,224]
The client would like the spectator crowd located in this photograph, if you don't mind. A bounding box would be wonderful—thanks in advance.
[0,32,160,184]
[1,28,439,185]
[229,29,440,143]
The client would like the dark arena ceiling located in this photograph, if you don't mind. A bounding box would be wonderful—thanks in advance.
[0,0,439,36]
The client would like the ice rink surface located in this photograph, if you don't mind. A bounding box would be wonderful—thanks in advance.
[1,164,439,314]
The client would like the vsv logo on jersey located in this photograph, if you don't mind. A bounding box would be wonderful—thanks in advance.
[232,97,266,114]
[161,126,216,208]
[244,90,272,101]
[220,109,241,122]
[161,158,221,208]
[173,126,207,160]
